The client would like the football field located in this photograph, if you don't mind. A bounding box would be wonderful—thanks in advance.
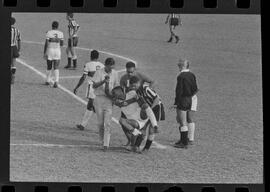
[10,13,263,183]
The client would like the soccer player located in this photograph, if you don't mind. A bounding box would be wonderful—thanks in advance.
[165,13,182,43]
[120,61,155,145]
[120,61,155,93]
[92,58,119,151]
[64,12,80,70]
[43,21,64,88]
[173,59,198,149]
[10,17,21,84]
[113,76,160,153]
[73,50,104,130]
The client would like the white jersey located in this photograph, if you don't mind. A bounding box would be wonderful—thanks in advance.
[121,90,148,129]
[84,61,104,99]
[46,30,64,60]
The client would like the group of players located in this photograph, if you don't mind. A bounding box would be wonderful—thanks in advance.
[11,13,198,153]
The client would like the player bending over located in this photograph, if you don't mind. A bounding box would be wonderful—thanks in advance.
[111,78,159,153]
[73,50,104,130]
[64,12,80,69]
[43,21,64,88]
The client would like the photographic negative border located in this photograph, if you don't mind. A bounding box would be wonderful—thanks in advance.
[0,0,264,192]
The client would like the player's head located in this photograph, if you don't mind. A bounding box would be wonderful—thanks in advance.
[104,58,115,73]
[177,58,189,71]
[11,17,16,25]
[129,75,141,90]
[66,12,74,20]
[111,86,126,101]
[52,21,59,29]
[126,61,136,76]
[90,50,99,60]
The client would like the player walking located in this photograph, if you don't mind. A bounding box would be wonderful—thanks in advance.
[173,59,198,149]
[10,17,21,84]
[43,21,64,88]
[64,12,80,70]
[165,13,182,43]
[92,58,119,151]
[73,50,104,130]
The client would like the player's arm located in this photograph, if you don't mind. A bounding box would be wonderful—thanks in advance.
[165,14,170,24]
[73,74,87,94]
[17,31,21,52]
[92,71,106,88]
[139,72,156,88]
[43,39,48,59]
[174,75,184,105]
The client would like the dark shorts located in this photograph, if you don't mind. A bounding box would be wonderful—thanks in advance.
[87,98,95,112]
[152,103,165,121]
[169,18,179,26]
[11,45,20,59]
[47,60,60,70]
[68,36,79,47]
[176,96,192,111]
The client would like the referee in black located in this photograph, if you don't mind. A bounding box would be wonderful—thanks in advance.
[173,59,198,149]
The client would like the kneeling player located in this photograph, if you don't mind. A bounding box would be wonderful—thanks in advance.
[111,84,158,153]
[43,21,64,88]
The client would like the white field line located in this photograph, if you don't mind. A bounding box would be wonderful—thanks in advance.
[22,40,137,65]
[15,42,169,150]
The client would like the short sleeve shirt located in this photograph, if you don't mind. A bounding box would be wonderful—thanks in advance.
[93,68,119,96]
[46,30,64,49]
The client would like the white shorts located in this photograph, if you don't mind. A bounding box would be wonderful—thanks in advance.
[136,118,149,130]
[47,48,61,61]
[191,95,198,111]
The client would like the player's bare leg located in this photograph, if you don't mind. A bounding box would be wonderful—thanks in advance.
[11,59,16,84]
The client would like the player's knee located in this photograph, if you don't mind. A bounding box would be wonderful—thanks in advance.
[141,103,149,110]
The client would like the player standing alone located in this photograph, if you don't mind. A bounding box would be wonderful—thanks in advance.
[73,50,104,130]
[173,59,198,149]
[43,21,64,88]
[65,12,80,70]
[165,13,182,43]
[10,17,21,84]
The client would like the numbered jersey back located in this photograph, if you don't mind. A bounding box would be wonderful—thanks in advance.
[46,30,64,49]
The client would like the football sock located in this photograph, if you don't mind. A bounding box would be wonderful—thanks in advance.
[81,110,93,127]
[54,69,59,83]
[134,134,144,147]
[46,70,51,82]
[73,59,77,68]
[103,131,111,147]
[145,107,158,127]
[66,57,72,67]
[180,126,188,145]
[144,139,153,150]
[99,125,104,142]
[188,123,195,141]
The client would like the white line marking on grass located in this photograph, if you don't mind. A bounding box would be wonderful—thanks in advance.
[22,40,137,65]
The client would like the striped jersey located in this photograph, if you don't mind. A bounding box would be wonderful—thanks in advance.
[68,19,80,37]
[137,84,158,107]
[11,26,21,46]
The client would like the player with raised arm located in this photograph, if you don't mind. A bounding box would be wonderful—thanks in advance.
[43,21,64,88]
[64,12,80,70]
[73,50,104,130]
[165,13,182,43]
[10,17,21,84]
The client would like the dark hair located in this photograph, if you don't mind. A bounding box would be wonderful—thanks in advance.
[105,58,115,66]
[126,61,136,69]
[67,12,74,18]
[52,21,59,29]
[90,50,99,60]
[129,76,140,85]
[11,17,16,25]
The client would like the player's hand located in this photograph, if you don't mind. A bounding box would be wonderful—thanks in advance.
[120,101,128,107]
[73,88,78,95]
[104,75,110,83]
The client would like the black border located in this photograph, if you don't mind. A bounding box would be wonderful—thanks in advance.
[0,0,263,191]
